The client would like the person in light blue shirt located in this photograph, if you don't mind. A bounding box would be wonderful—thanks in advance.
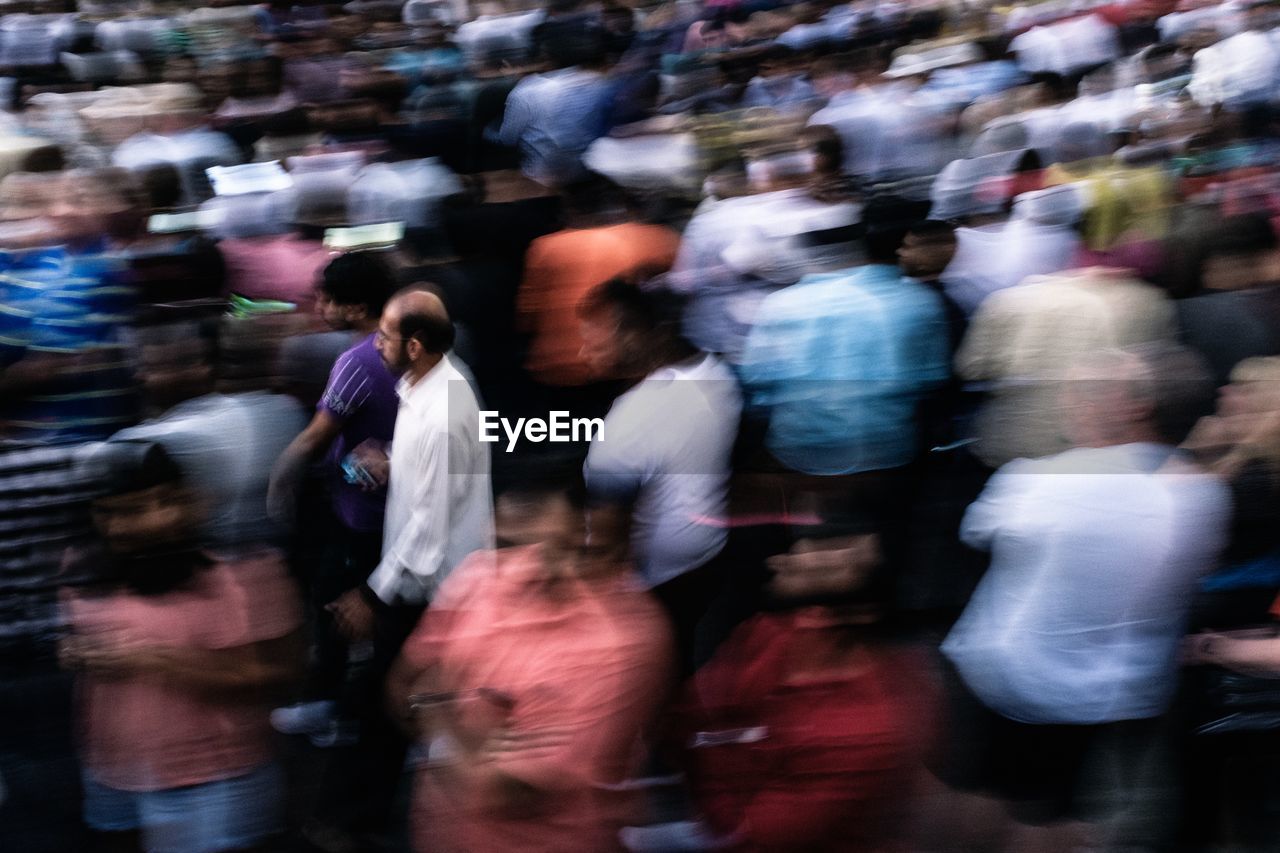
[496,23,611,187]
[737,209,950,476]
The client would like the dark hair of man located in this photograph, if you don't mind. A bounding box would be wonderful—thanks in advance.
[83,441,208,595]
[908,219,958,243]
[862,195,931,263]
[1124,342,1216,445]
[398,305,456,355]
[803,124,845,175]
[88,440,185,498]
[494,450,589,510]
[582,275,691,340]
[321,251,397,317]
[1205,213,1279,260]
[809,52,857,80]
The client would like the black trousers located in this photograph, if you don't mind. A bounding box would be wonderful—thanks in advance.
[307,524,384,701]
[652,557,727,676]
[312,596,426,835]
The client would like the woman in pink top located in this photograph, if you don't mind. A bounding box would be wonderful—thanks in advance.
[60,441,302,853]
[388,462,675,852]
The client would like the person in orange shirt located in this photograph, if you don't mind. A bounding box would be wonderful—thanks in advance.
[517,178,680,405]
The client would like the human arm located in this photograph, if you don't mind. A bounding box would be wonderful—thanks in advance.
[64,630,304,696]
[497,82,532,148]
[457,645,672,820]
[0,347,119,396]
[957,461,1027,551]
[366,428,452,604]
[1185,630,1280,677]
[267,409,344,521]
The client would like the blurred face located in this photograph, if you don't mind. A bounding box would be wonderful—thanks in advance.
[49,174,132,245]
[496,491,584,554]
[1202,250,1280,292]
[898,232,956,280]
[137,341,215,412]
[766,534,879,603]
[375,302,411,373]
[92,484,198,555]
[1061,360,1152,448]
[315,289,365,331]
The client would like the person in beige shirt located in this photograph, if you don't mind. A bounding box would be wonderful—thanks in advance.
[957,266,1177,467]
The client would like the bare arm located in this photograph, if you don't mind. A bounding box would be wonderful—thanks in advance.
[267,409,344,521]
[68,631,305,698]
[150,631,305,696]
[1188,631,1280,677]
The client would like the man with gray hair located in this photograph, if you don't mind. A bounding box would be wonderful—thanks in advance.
[935,342,1230,850]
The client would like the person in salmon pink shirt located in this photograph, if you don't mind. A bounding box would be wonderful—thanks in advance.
[387,459,675,853]
[60,440,303,853]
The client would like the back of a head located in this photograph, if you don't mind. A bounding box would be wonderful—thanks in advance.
[494,449,588,510]
[802,124,845,176]
[1125,342,1217,445]
[559,175,628,222]
[581,274,688,340]
[908,219,958,244]
[395,288,456,355]
[541,16,608,68]
[1205,213,1278,261]
[322,251,397,317]
[82,440,185,499]
[1056,121,1111,164]
[862,194,931,264]
[1197,213,1279,292]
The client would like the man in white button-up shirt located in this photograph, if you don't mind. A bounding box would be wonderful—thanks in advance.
[317,288,493,845]
[330,288,493,626]
[365,310,493,607]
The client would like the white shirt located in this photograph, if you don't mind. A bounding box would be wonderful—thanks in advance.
[1189,29,1280,108]
[115,392,305,554]
[809,85,948,180]
[1009,14,1121,76]
[942,444,1229,724]
[367,354,494,605]
[942,216,1081,316]
[585,355,742,588]
[719,188,863,286]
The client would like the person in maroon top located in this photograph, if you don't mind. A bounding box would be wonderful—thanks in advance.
[672,508,939,853]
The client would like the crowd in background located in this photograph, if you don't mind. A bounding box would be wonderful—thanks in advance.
[5,0,1280,850]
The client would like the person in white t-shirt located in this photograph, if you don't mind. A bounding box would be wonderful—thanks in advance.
[935,342,1230,849]
[579,276,742,667]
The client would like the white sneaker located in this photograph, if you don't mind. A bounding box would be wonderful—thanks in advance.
[270,700,336,736]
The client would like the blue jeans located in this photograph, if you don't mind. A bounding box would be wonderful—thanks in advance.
[82,763,283,853]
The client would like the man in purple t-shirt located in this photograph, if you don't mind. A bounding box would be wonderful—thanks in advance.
[267,252,399,741]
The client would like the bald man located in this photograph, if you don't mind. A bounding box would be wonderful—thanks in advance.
[317,288,493,842]
[329,287,493,629]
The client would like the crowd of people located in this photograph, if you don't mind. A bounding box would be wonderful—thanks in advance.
[5,0,1280,850]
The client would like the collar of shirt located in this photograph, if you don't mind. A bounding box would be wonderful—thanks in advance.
[799,262,902,288]
[396,353,455,412]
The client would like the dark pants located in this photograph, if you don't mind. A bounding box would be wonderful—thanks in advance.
[652,557,726,675]
[308,524,384,701]
[313,598,425,835]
